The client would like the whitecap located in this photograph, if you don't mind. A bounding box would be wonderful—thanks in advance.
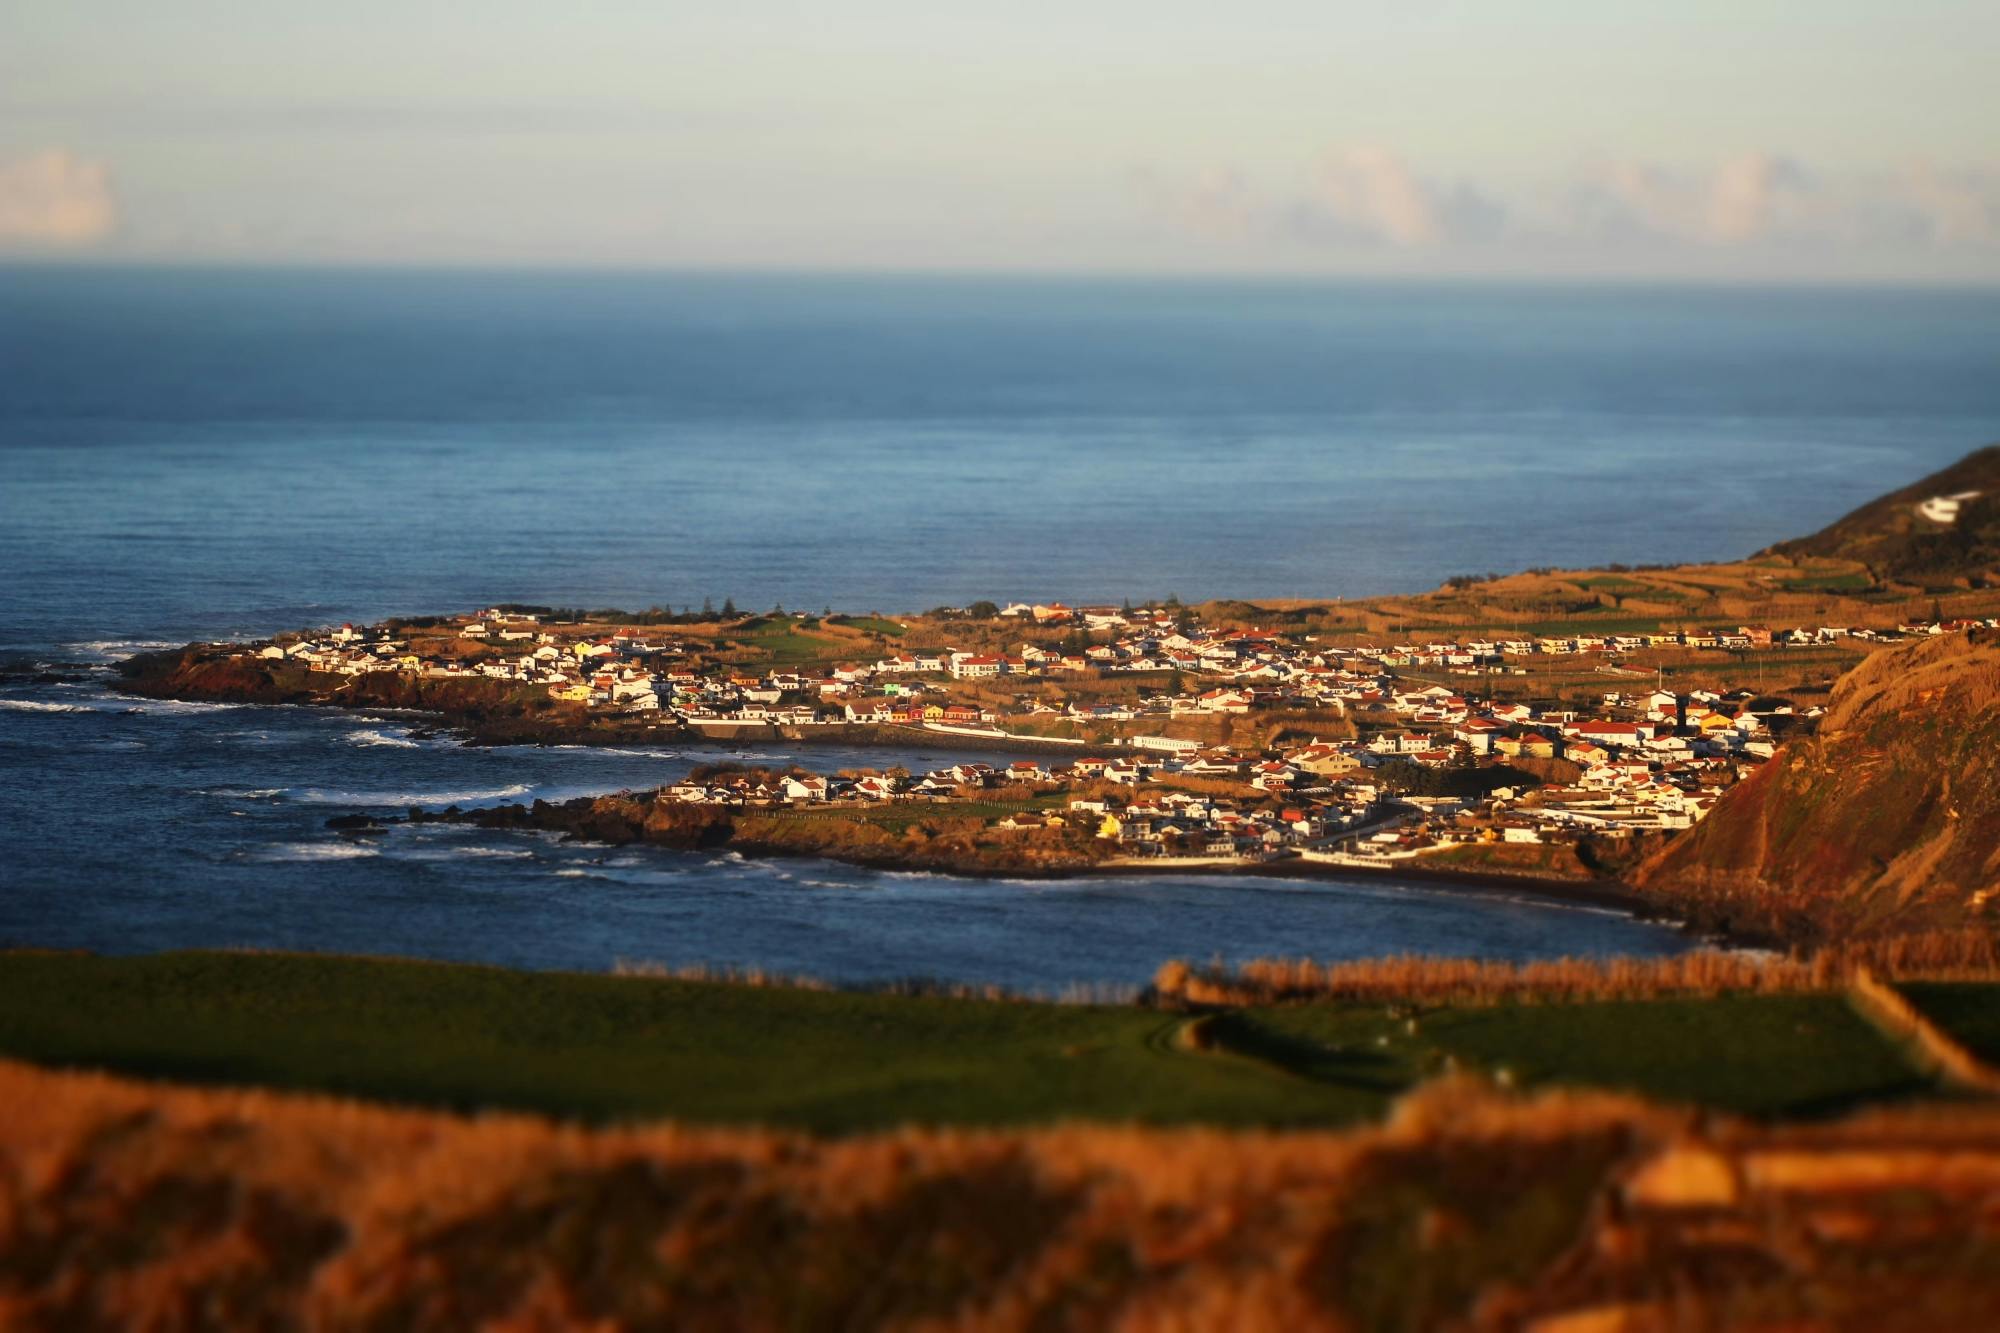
[121,698,248,715]
[60,639,180,662]
[254,842,381,862]
[346,728,419,749]
[0,699,92,713]
[290,782,535,807]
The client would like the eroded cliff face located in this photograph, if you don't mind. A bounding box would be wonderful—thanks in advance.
[1635,629,2000,944]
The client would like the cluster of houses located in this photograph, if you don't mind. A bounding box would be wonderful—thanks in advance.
[655,755,1396,862]
[259,606,1993,734]
[248,602,1997,862]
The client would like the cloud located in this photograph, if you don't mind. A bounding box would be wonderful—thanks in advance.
[1135,146,2000,272]
[1900,162,1997,246]
[1134,165,1256,241]
[0,150,116,245]
[1308,146,1505,247]
[1564,153,1815,245]
[1704,151,1811,243]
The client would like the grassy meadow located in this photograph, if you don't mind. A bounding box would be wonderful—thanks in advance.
[0,949,1984,1132]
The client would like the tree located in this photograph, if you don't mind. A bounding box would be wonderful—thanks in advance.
[967,600,999,619]
[702,596,715,617]
[721,598,737,619]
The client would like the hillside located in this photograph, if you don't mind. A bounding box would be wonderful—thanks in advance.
[1634,628,2000,943]
[1763,443,2000,587]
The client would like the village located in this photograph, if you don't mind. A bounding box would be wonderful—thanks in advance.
[243,598,2000,874]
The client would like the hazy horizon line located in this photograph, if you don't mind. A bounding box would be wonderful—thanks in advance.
[7,256,2000,295]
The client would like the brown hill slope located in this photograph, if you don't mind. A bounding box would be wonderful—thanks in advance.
[1763,443,2000,586]
[9,1056,2000,1329]
[1634,628,2000,943]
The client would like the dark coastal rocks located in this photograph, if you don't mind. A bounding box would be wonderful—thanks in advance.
[325,814,385,832]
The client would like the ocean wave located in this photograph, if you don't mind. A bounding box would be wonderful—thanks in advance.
[290,782,535,807]
[0,699,92,713]
[552,745,684,761]
[254,841,381,862]
[346,728,419,749]
[122,698,248,715]
[390,843,538,863]
[213,729,284,744]
[60,639,180,662]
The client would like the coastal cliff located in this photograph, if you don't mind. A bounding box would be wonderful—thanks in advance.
[115,645,679,746]
[1634,629,2000,943]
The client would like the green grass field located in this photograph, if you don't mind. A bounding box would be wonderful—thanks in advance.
[0,951,1975,1132]
[1901,983,2000,1064]
[0,951,1363,1132]
[1234,996,1928,1117]
[826,615,908,637]
[1780,571,1873,593]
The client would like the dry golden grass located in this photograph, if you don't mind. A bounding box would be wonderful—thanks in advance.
[4,1057,2000,1330]
[1151,932,2000,1008]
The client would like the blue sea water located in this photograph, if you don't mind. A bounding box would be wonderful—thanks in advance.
[3,268,1998,985]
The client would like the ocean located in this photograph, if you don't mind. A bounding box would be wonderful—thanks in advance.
[3,267,1998,985]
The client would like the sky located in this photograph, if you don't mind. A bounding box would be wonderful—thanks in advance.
[3,1,1998,280]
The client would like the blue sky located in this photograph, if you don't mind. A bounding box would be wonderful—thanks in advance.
[4,1,1997,278]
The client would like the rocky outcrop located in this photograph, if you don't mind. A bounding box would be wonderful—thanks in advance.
[114,646,685,746]
[1634,629,2000,944]
[406,793,1120,877]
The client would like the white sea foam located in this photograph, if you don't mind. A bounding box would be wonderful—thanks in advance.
[60,639,180,662]
[0,699,92,713]
[291,782,535,807]
[255,841,381,862]
[123,698,248,715]
[346,728,419,749]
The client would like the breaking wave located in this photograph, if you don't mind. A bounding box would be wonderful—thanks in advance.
[291,783,535,807]
[346,728,419,749]
[253,842,381,862]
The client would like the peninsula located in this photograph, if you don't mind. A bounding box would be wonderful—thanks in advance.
[116,445,2000,947]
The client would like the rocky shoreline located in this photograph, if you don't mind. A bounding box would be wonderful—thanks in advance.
[328,791,1728,944]
[121,642,1741,942]
[113,645,1110,757]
